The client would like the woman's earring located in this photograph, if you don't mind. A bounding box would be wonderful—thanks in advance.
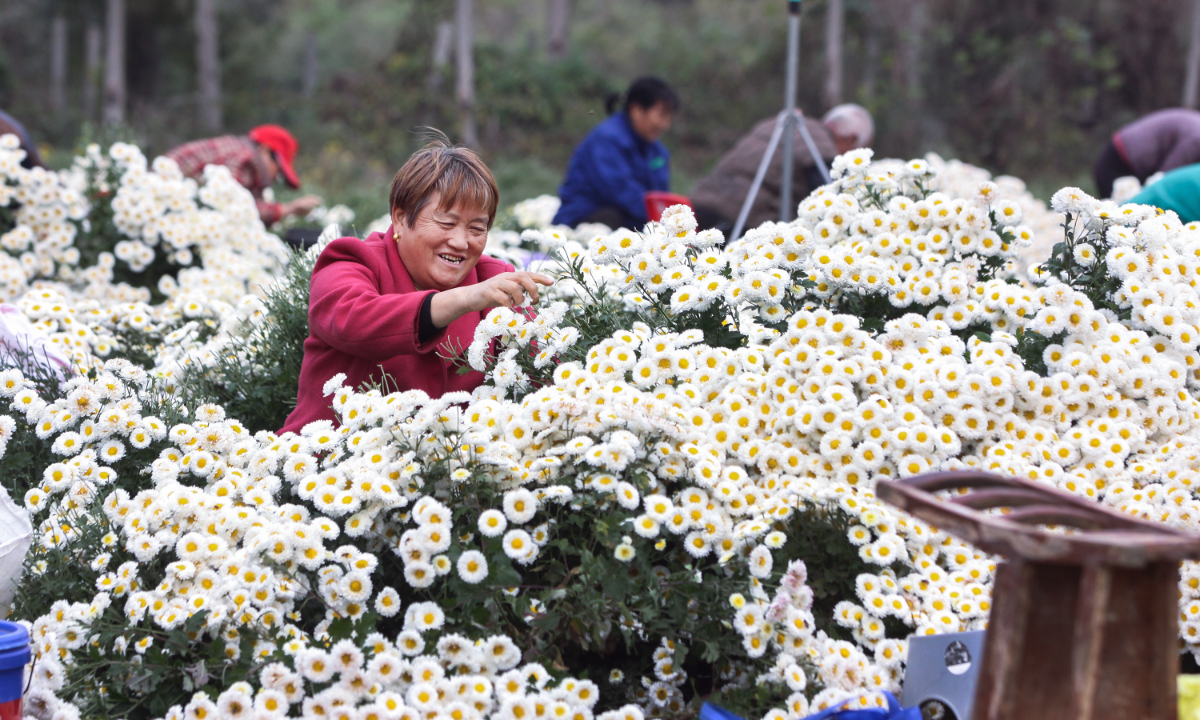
[393,228,400,241]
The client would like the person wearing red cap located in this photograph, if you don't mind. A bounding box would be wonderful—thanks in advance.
[164,124,322,225]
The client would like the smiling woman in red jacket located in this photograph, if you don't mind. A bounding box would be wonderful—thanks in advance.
[280,138,553,434]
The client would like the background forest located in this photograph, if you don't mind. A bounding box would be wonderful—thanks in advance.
[1,0,1198,223]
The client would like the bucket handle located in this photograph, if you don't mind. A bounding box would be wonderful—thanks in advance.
[23,651,35,695]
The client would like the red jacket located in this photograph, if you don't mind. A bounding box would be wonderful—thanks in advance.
[280,227,514,435]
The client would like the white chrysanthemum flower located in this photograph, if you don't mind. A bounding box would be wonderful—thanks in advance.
[502,530,533,560]
[456,550,488,584]
[502,489,538,524]
[1050,186,1093,214]
[613,543,635,563]
[478,509,507,537]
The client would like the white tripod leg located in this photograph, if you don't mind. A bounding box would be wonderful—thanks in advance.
[731,110,789,242]
[795,110,831,184]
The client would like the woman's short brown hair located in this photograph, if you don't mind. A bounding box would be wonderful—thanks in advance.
[389,133,499,229]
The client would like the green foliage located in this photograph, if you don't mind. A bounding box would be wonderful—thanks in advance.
[474,46,615,152]
[1036,211,1128,319]
[9,377,226,718]
[556,250,745,352]
[0,347,67,503]
[0,203,14,237]
[397,464,762,702]
[489,157,563,215]
[6,0,1196,207]
[1017,207,1133,375]
[64,605,224,720]
[172,248,314,433]
[1014,326,1060,377]
[11,501,117,632]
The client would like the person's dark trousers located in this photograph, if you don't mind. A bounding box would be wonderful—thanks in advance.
[579,206,641,230]
[1093,140,1137,199]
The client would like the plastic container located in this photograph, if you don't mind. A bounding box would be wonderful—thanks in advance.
[0,484,33,618]
[0,622,29,720]
[643,191,693,223]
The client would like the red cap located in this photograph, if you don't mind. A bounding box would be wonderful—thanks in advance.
[248,124,300,189]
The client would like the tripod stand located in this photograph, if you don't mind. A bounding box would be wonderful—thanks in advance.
[729,0,831,242]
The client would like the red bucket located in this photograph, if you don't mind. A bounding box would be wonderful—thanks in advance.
[644,191,693,223]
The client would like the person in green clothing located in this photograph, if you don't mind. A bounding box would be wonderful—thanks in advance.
[1126,162,1200,223]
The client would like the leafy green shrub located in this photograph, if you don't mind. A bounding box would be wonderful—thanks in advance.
[0,346,67,502]
[169,247,314,433]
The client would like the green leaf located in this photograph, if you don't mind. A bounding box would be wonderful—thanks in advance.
[327,616,354,640]
[489,553,522,586]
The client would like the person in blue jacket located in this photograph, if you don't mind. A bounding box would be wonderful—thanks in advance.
[552,77,679,229]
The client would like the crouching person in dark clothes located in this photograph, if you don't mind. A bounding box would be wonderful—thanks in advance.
[689,104,873,236]
[1094,108,1200,199]
[0,109,45,169]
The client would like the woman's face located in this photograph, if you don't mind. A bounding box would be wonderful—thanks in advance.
[629,101,674,143]
[392,195,489,291]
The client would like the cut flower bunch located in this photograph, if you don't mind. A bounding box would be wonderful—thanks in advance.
[3,132,1200,720]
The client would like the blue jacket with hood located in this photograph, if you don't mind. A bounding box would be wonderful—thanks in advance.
[552,112,670,228]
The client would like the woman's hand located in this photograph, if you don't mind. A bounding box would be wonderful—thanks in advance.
[281,195,323,218]
[471,271,555,309]
[430,272,554,329]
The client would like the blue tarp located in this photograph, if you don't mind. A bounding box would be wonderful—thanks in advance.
[700,692,921,720]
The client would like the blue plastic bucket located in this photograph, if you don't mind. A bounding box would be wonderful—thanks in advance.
[0,621,30,719]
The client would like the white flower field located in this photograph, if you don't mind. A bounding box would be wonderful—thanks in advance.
[3,132,1200,720]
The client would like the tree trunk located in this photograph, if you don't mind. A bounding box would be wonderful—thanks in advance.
[84,21,102,123]
[302,32,319,98]
[427,21,454,92]
[862,0,879,103]
[823,0,843,109]
[195,0,222,132]
[547,0,572,60]
[456,0,477,147]
[1184,0,1200,108]
[903,0,925,105]
[898,0,925,149]
[103,0,125,126]
[50,13,67,114]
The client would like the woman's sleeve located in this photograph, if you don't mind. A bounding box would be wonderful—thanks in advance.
[308,255,446,361]
[583,139,650,225]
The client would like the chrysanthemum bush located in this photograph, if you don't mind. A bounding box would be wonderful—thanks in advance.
[150,246,314,434]
[0,134,290,506]
[0,134,288,309]
[8,131,1200,720]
